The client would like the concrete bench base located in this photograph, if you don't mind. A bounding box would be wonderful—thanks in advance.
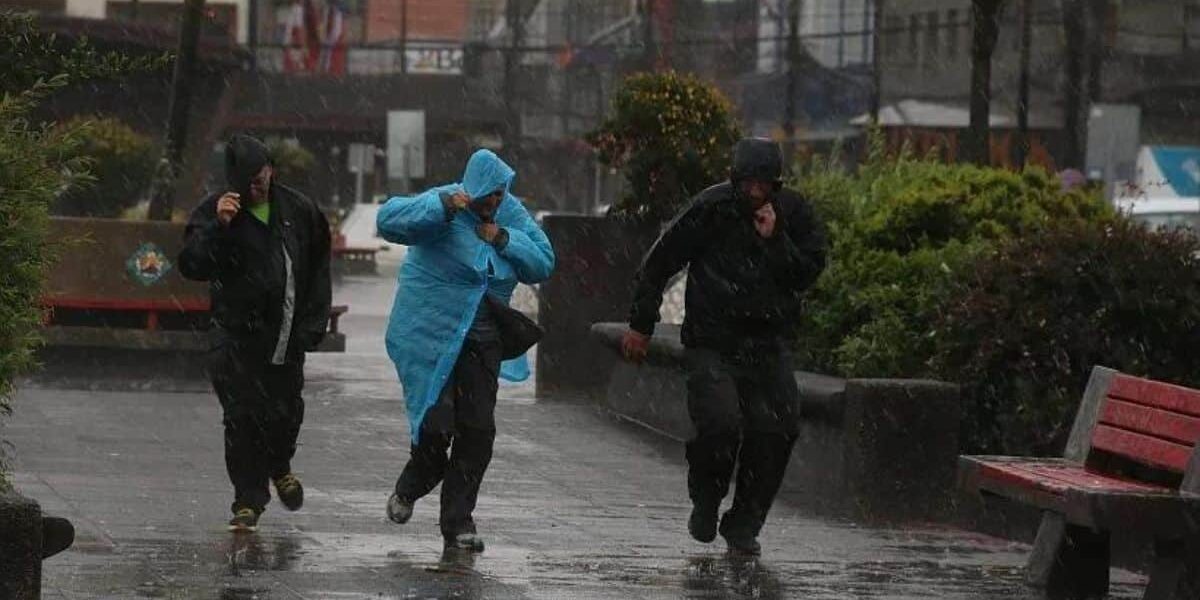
[0,492,41,600]
[0,491,76,600]
[591,322,961,521]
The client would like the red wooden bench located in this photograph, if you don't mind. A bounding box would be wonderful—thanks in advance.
[331,244,379,275]
[959,366,1200,600]
[42,297,349,353]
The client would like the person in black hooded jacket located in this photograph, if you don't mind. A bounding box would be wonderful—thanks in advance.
[179,134,332,532]
[620,137,827,556]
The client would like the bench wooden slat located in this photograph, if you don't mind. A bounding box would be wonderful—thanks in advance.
[1091,424,1193,473]
[965,456,1176,496]
[43,296,211,312]
[959,368,1200,598]
[1099,398,1200,447]
[1109,374,1200,418]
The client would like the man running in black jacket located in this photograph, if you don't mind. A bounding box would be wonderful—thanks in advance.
[621,137,827,556]
[180,134,332,532]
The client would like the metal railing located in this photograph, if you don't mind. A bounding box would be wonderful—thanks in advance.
[253,42,466,76]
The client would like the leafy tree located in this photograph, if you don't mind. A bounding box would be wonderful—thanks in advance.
[587,71,742,222]
[52,116,159,217]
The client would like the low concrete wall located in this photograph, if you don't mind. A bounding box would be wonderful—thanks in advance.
[590,322,961,521]
[43,217,208,304]
[536,216,659,398]
[0,492,42,600]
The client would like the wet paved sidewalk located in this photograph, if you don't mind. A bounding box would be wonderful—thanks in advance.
[6,276,1145,599]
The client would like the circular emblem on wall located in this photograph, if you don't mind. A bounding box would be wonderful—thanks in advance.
[126,242,173,286]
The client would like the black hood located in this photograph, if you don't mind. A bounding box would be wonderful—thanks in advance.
[730,137,783,184]
[225,134,271,197]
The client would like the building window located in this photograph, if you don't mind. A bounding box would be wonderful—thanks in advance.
[1186,5,1200,50]
[886,15,903,57]
[909,13,921,61]
[925,11,940,63]
[946,9,959,57]
[3,0,66,14]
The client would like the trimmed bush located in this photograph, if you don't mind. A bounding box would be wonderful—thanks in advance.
[587,71,741,222]
[0,81,87,417]
[1,11,168,97]
[266,137,316,188]
[791,144,1110,381]
[52,116,158,218]
[935,219,1200,455]
[0,12,157,482]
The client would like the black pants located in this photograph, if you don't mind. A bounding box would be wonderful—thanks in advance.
[684,343,799,541]
[207,340,305,514]
[395,339,501,539]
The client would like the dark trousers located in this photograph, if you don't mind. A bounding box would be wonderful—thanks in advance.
[395,339,501,539]
[207,341,305,513]
[684,344,799,541]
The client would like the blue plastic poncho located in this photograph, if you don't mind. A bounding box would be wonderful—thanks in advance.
[377,150,555,443]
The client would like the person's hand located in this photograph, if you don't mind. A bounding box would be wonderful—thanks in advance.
[216,192,241,226]
[621,328,650,364]
[476,223,500,243]
[449,190,470,211]
[753,202,776,238]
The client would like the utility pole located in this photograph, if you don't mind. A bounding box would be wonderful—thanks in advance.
[147,0,207,221]
[640,0,656,71]
[837,0,846,67]
[963,0,1003,166]
[1015,0,1031,167]
[870,0,884,124]
[782,0,800,163]
[561,0,574,139]
[400,0,408,75]
[1087,0,1105,103]
[248,0,258,70]
[504,0,524,144]
[1062,0,1088,170]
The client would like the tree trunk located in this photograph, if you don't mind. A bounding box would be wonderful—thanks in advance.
[1061,0,1088,171]
[783,0,800,165]
[1087,0,1105,102]
[963,0,1003,166]
[870,0,884,123]
[640,0,657,71]
[147,0,206,221]
[1015,0,1031,167]
[504,0,523,143]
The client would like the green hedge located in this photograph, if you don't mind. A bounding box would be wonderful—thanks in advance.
[52,116,159,218]
[792,143,1110,383]
[784,141,1200,456]
[587,71,742,222]
[0,81,87,428]
[936,219,1200,455]
[0,12,160,483]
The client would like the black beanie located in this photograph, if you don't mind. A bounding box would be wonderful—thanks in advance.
[225,134,271,197]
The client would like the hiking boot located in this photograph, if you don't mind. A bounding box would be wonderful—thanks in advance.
[444,533,485,553]
[688,502,719,543]
[273,473,304,511]
[386,493,414,524]
[723,535,762,557]
[228,507,260,533]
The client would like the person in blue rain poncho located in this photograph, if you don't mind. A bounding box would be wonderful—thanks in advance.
[376,149,555,552]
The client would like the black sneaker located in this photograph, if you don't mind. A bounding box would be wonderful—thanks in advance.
[273,473,304,511]
[228,507,260,533]
[723,535,762,557]
[689,503,719,543]
[386,493,413,524]
[444,533,485,553]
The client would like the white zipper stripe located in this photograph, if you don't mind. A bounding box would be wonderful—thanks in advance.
[272,246,295,365]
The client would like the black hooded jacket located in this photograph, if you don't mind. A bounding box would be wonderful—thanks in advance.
[179,135,332,362]
[628,138,827,349]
